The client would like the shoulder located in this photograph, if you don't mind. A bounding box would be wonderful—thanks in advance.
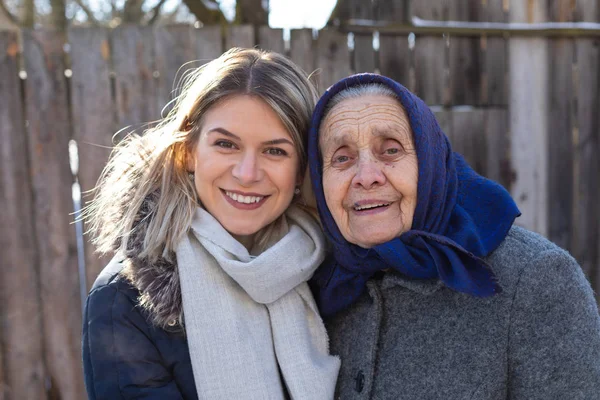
[486,225,595,318]
[486,225,584,288]
[85,256,143,324]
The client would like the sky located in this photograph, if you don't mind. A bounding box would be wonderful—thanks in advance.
[206,0,337,28]
[82,0,337,29]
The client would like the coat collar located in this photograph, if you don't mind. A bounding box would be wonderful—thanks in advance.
[380,271,444,295]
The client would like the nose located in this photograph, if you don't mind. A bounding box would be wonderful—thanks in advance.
[232,152,261,185]
[351,153,386,189]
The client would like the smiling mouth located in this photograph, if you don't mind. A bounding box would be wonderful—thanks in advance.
[353,202,391,211]
[224,190,265,204]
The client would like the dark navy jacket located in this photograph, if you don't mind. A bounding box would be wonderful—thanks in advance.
[82,258,198,399]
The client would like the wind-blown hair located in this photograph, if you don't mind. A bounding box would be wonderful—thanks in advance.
[84,48,318,262]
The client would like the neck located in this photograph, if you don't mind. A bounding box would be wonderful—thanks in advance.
[232,233,255,252]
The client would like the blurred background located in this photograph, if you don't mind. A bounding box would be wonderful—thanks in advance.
[1,0,599,399]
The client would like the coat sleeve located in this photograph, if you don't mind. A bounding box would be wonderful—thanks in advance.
[82,284,185,400]
[508,249,600,399]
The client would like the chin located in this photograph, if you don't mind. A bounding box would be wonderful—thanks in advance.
[354,231,398,248]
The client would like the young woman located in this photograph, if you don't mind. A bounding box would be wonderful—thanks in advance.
[82,48,340,400]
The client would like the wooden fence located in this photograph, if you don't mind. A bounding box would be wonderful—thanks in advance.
[0,3,599,399]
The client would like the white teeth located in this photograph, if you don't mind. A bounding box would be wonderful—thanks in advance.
[354,203,390,211]
[225,191,264,204]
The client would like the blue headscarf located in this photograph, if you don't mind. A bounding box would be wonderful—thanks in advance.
[308,73,521,317]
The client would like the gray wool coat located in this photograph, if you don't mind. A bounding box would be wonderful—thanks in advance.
[325,226,600,400]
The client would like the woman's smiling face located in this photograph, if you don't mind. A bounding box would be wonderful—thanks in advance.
[320,94,418,248]
[188,95,299,244]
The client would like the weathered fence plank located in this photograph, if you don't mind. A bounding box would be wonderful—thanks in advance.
[315,29,350,92]
[353,33,375,73]
[194,25,222,63]
[0,31,47,400]
[433,109,453,141]
[481,0,508,106]
[290,29,315,77]
[572,1,600,290]
[68,27,115,291]
[22,30,83,400]
[484,108,511,190]
[447,0,482,105]
[226,25,255,49]
[258,26,284,54]
[111,25,159,130]
[451,108,486,175]
[547,1,575,250]
[411,0,446,105]
[155,25,195,117]
[0,343,5,400]
[378,35,410,89]
[508,0,549,235]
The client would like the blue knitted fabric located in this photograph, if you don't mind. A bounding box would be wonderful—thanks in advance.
[308,73,521,317]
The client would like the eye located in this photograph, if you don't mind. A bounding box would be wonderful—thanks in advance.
[381,140,404,157]
[330,148,353,166]
[214,140,236,149]
[265,147,288,156]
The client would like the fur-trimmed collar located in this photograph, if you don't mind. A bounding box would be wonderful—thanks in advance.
[119,193,184,332]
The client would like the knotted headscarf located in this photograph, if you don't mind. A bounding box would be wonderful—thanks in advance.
[309,73,520,317]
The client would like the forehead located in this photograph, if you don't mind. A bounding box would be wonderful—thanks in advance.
[201,95,292,139]
[320,94,410,146]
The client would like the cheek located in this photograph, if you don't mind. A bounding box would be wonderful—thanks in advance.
[322,169,348,214]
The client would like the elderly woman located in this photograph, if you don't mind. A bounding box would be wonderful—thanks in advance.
[308,73,600,399]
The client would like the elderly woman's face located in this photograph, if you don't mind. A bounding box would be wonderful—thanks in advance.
[320,94,418,248]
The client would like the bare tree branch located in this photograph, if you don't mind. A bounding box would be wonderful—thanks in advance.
[181,0,226,25]
[147,0,168,25]
[22,0,35,27]
[73,0,100,25]
[123,0,144,23]
[50,0,68,33]
[0,0,20,26]
[235,0,267,25]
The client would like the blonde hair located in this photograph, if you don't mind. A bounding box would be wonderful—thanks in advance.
[84,48,318,261]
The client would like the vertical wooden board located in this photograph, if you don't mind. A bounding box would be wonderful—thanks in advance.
[154,25,196,118]
[353,34,375,73]
[0,31,47,400]
[378,35,410,88]
[481,0,508,106]
[194,25,223,64]
[448,34,481,105]
[376,0,406,22]
[450,108,486,176]
[411,0,448,105]
[547,38,574,250]
[111,25,159,129]
[23,30,82,400]
[225,25,255,50]
[484,108,511,190]
[447,0,482,105]
[508,0,549,236]
[23,30,84,400]
[68,27,115,292]
[572,0,599,287]
[433,109,453,142]
[258,27,284,54]
[290,29,315,77]
[315,29,350,93]
[413,35,445,105]
[0,343,4,400]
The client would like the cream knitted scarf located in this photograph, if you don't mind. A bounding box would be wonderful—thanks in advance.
[176,205,340,400]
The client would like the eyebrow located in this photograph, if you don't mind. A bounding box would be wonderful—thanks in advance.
[207,127,294,146]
